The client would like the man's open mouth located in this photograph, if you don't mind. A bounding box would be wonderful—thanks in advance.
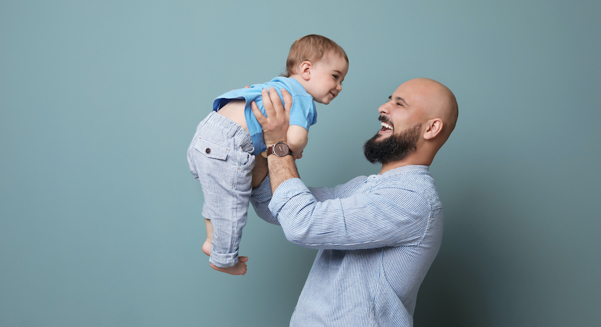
[380,122,393,132]
[378,115,393,132]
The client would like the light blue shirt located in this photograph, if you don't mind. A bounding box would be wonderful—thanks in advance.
[250,165,444,326]
[213,77,317,155]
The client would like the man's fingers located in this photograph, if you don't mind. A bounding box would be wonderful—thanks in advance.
[251,100,266,126]
[269,87,284,116]
[261,88,275,119]
[281,89,293,120]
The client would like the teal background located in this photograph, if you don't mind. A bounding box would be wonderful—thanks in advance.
[1,0,600,326]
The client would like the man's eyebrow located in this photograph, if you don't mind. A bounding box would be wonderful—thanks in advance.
[389,95,409,106]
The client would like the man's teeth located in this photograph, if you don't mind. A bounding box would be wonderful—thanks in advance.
[381,122,393,130]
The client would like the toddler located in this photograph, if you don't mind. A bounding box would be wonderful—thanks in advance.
[187,34,349,275]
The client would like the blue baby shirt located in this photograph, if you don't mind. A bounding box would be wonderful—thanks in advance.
[213,77,317,155]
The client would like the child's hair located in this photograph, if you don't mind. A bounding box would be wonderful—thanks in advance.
[283,34,348,77]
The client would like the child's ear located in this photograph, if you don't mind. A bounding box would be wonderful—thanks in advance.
[299,61,312,81]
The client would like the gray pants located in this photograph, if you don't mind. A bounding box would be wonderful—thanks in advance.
[187,111,255,268]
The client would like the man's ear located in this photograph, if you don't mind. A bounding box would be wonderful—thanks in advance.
[423,118,443,140]
[299,61,312,81]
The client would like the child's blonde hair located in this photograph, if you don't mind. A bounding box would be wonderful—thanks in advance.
[283,34,348,77]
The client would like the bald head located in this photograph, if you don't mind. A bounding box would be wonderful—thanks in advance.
[397,78,458,143]
[370,78,458,171]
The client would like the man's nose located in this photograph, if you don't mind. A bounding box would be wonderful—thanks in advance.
[378,103,389,114]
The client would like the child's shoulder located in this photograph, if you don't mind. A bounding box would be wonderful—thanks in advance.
[262,77,312,98]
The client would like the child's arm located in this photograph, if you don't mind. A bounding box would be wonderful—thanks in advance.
[287,125,308,160]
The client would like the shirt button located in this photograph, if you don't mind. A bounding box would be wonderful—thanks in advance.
[205,148,211,154]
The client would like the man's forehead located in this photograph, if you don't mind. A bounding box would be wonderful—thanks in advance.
[393,80,439,106]
[391,85,416,104]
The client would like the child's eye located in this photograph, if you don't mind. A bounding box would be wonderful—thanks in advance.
[333,74,339,79]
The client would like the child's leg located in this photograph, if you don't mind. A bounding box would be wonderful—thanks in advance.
[190,112,254,276]
[204,218,248,275]
[202,218,213,256]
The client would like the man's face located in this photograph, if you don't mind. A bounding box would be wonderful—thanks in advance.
[375,84,425,140]
[363,84,426,164]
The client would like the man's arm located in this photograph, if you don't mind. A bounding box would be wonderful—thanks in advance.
[251,88,300,193]
[271,178,432,250]
[251,88,432,250]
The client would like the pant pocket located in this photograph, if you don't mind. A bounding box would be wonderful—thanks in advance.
[195,138,229,161]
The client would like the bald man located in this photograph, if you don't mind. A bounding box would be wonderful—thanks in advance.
[250,78,458,327]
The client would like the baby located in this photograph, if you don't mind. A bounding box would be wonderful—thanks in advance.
[187,34,349,275]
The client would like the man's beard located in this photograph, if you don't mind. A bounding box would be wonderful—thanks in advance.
[363,123,422,164]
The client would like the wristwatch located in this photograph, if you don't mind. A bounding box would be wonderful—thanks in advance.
[267,141,292,157]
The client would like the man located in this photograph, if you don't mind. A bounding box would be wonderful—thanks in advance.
[250,78,458,326]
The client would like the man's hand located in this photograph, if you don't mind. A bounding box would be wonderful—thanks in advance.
[251,87,299,194]
[251,87,292,147]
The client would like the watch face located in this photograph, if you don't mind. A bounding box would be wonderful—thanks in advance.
[274,143,289,156]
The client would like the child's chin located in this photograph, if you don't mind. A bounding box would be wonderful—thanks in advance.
[313,96,330,105]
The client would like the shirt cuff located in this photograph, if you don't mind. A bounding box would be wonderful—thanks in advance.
[268,178,309,220]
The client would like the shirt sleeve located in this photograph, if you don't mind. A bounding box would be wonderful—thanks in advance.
[308,176,367,201]
[268,178,431,250]
[249,175,280,226]
[288,95,317,130]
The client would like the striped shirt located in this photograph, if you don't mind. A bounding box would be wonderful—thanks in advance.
[250,165,443,326]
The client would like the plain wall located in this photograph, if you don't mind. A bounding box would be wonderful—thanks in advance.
[1,1,599,326]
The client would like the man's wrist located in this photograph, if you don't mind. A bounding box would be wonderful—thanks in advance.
[266,141,292,157]
[266,153,299,194]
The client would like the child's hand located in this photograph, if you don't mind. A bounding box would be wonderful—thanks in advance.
[292,150,303,160]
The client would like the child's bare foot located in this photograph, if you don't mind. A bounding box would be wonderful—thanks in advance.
[210,256,248,275]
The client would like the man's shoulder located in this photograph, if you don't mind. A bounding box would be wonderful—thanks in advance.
[378,167,442,210]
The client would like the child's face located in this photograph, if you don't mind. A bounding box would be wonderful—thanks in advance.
[305,53,348,105]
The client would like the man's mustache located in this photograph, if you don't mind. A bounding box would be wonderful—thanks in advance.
[378,115,393,127]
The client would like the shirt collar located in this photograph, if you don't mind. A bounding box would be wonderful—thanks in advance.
[379,165,429,177]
